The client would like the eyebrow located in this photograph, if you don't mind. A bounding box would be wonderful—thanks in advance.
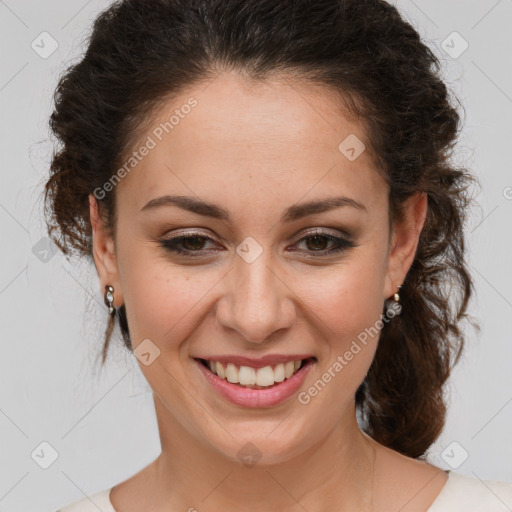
[140,194,366,222]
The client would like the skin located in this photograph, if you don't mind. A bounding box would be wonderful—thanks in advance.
[89,71,448,511]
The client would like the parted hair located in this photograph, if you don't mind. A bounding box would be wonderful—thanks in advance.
[43,0,476,459]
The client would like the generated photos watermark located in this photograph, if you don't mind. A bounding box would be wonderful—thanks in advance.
[93,97,198,200]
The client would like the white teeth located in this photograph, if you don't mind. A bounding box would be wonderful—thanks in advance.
[256,366,275,386]
[225,363,238,384]
[273,363,285,383]
[284,361,295,379]
[215,361,225,379]
[238,366,256,385]
[203,359,306,387]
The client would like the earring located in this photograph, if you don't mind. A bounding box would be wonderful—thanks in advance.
[386,285,402,317]
[394,285,402,303]
[104,285,116,317]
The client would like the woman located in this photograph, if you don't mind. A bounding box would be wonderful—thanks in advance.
[45,0,512,511]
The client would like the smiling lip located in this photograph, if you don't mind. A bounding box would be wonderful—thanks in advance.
[194,357,316,408]
[192,354,315,369]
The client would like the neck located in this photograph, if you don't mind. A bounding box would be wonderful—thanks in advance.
[149,393,376,512]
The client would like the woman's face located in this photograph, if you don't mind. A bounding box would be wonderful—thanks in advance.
[90,72,425,465]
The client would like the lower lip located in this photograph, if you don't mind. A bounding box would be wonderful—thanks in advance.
[194,358,315,408]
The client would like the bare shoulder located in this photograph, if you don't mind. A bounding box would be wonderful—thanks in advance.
[372,441,450,512]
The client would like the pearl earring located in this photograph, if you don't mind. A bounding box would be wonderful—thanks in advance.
[386,285,402,317]
[104,285,115,317]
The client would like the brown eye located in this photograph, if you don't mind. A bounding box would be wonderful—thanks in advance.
[158,229,355,258]
[181,236,208,251]
[305,235,330,251]
[159,232,218,256]
[292,230,355,256]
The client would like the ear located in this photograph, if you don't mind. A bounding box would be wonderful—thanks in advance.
[89,194,124,307]
[383,192,427,300]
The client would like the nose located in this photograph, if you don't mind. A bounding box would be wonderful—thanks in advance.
[215,249,296,344]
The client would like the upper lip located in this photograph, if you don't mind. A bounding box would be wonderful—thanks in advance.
[194,354,316,369]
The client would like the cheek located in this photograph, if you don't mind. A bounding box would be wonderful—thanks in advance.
[304,246,388,339]
[117,245,216,348]
[297,242,388,394]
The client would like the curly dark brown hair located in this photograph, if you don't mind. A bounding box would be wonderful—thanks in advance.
[43,0,477,459]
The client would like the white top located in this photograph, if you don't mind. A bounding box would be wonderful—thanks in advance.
[56,470,512,511]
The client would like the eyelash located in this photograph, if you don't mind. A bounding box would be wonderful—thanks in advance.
[158,229,355,258]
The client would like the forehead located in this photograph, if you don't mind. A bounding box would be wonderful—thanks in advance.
[116,72,386,211]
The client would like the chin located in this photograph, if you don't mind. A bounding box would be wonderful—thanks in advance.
[206,424,317,468]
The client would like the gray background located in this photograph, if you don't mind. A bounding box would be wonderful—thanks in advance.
[0,1,511,511]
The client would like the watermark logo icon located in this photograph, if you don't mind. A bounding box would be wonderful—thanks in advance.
[31,32,58,59]
[31,441,59,469]
[134,338,161,366]
[338,134,366,161]
[237,442,262,467]
[32,236,58,263]
[441,32,469,59]
[441,441,469,469]
[236,237,263,264]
